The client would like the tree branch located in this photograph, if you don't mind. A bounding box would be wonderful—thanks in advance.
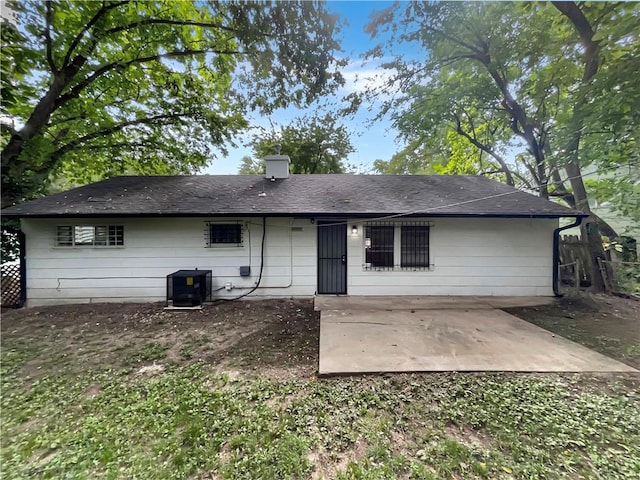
[437,53,485,66]
[55,47,245,108]
[100,17,257,39]
[484,63,548,196]
[62,0,131,68]
[78,141,146,151]
[50,113,191,159]
[552,1,599,81]
[4,113,190,182]
[425,24,483,56]
[452,111,515,186]
[521,158,541,186]
[45,1,57,72]
[548,165,577,208]
[510,171,534,190]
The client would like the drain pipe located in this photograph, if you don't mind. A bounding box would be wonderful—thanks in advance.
[553,215,586,297]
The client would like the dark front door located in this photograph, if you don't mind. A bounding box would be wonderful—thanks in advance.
[317,222,347,294]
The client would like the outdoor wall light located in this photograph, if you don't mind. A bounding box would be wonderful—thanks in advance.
[351,225,358,235]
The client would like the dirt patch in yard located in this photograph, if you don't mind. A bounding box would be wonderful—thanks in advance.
[1,298,319,379]
[2,294,638,378]
[504,293,640,369]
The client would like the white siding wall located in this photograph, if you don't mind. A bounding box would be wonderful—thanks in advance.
[22,217,317,306]
[22,216,557,306]
[346,217,557,297]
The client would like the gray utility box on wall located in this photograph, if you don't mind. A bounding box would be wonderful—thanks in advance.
[166,269,212,307]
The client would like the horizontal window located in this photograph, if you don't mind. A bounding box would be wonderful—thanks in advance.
[206,222,243,247]
[56,225,124,247]
[364,222,431,271]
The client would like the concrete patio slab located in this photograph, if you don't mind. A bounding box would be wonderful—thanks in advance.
[318,308,637,375]
[314,295,556,312]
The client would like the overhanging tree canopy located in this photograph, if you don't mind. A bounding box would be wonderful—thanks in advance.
[0,0,346,208]
[363,1,640,290]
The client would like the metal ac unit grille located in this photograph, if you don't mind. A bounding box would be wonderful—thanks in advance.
[166,270,212,307]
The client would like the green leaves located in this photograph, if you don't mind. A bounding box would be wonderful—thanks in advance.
[365,1,639,215]
[1,1,345,207]
[4,363,639,479]
[244,113,355,174]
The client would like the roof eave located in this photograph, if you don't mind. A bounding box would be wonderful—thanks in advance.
[5,211,586,219]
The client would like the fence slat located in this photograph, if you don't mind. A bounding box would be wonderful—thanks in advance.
[559,235,591,287]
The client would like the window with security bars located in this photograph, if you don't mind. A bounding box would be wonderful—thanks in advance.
[206,222,243,247]
[364,222,431,271]
[365,224,394,270]
[401,224,429,268]
[56,225,124,247]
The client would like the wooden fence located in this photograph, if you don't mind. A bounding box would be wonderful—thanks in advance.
[559,235,591,288]
[559,235,640,296]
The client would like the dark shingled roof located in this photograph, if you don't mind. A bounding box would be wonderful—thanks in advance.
[2,174,581,218]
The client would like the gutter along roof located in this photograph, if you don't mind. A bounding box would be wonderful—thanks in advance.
[2,174,583,219]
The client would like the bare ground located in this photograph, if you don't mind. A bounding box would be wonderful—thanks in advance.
[505,292,640,369]
[1,299,320,380]
[2,293,639,378]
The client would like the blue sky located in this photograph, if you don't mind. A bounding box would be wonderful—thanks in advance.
[204,1,401,175]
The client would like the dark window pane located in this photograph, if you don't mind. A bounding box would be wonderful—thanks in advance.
[401,225,429,267]
[109,225,124,246]
[94,226,108,246]
[56,226,73,246]
[209,224,242,245]
[365,225,394,268]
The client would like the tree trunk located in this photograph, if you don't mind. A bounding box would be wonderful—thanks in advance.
[552,1,608,292]
[1,55,88,208]
[1,73,70,167]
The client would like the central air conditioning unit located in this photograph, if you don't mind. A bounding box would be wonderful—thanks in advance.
[166,269,212,307]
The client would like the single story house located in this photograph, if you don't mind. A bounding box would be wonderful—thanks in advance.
[2,155,584,307]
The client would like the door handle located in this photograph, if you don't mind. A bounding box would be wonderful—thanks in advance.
[341,254,346,264]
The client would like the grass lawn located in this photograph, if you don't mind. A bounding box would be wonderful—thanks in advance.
[1,297,639,479]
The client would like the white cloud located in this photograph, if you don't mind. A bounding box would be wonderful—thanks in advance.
[338,58,398,98]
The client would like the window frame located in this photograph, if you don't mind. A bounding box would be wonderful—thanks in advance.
[363,221,431,271]
[364,224,395,270]
[205,221,244,247]
[55,224,124,248]
[400,224,430,269]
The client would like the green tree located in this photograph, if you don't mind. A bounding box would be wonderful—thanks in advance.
[243,113,354,174]
[372,141,440,175]
[0,0,345,208]
[238,155,263,175]
[364,1,639,291]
